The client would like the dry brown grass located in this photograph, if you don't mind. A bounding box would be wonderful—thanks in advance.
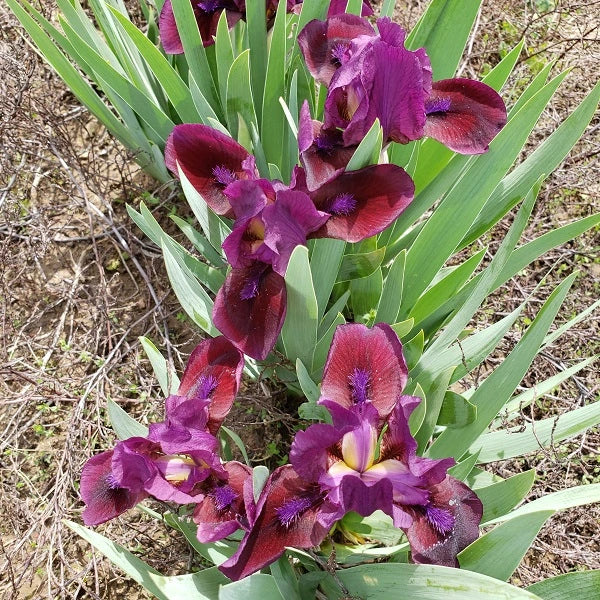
[0,1,599,598]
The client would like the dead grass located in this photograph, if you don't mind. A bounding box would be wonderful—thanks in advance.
[0,0,599,598]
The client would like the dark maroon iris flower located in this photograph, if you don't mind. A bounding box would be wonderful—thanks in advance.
[299,16,507,153]
[80,337,244,526]
[165,124,257,218]
[218,323,482,580]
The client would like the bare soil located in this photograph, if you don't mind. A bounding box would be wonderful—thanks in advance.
[0,1,599,598]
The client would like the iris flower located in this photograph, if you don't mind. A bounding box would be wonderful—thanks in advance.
[165,123,414,360]
[299,16,507,154]
[80,337,245,526]
[219,324,482,580]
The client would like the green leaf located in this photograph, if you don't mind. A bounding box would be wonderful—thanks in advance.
[376,250,406,325]
[463,80,600,249]
[345,119,383,171]
[108,6,203,123]
[437,391,476,427]
[528,571,600,600]
[390,319,414,340]
[350,267,383,320]
[458,510,555,581]
[403,330,424,372]
[246,0,267,128]
[414,367,454,453]
[499,356,597,423]
[139,336,179,395]
[337,248,385,282]
[318,290,350,339]
[219,574,284,600]
[169,215,227,269]
[169,0,220,113]
[215,10,235,106]
[476,470,536,524]
[296,359,319,403]
[491,483,600,524]
[336,563,541,599]
[407,248,486,325]
[427,273,576,460]
[406,0,482,79]
[261,0,287,168]
[472,399,600,463]
[220,425,250,467]
[107,398,148,440]
[252,466,270,503]
[270,557,301,600]
[402,73,567,311]
[447,452,479,481]
[482,40,524,91]
[65,520,229,599]
[340,511,404,546]
[226,50,256,139]
[281,246,318,367]
[310,238,346,319]
[162,240,217,336]
[312,312,345,380]
[408,383,426,435]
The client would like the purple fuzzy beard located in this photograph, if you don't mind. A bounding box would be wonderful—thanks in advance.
[327,193,357,216]
[276,495,314,528]
[212,164,237,186]
[425,97,452,115]
[348,367,370,404]
[212,485,238,511]
[426,504,455,534]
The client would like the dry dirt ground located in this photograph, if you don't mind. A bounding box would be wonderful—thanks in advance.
[1,1,599,598]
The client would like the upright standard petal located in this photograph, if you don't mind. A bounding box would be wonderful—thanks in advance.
[219,466,329,581]
[309,164,414,242]
[297,14,375,86]
[424,79,507,154]
[80,450,148,526]
[319,323,408,419]
[405,476,483,567]
[213,264,287,360]
[165,124,255,217]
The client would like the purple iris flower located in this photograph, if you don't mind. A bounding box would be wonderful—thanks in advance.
[299,16,507,154]
[165,124,258,218]
[159,0,245,52]
[218,323,482,580]
[80,337,245,526]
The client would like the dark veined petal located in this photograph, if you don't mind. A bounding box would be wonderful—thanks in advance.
[378,395,422,464]
[297,14,375,87]
[193,461,253,542]
[320,323,409,419]
[174,336,244,434]
[309,164,414,242]
[405,476,483,567]
[213,265,287,360]
[164,124,253,217]
[424,79,507,154]
[158,0,184,54]
[361,40,429,144]
[219,466,329,581]
[81,450,148,526]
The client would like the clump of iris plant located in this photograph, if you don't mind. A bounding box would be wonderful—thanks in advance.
[214,323,482,580]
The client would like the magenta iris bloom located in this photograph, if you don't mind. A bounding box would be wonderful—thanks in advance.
[299,16,507,154]
[165,124,257,218]
[159,0,244,52]
[219,323,482,580]
[80,337,244,526]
